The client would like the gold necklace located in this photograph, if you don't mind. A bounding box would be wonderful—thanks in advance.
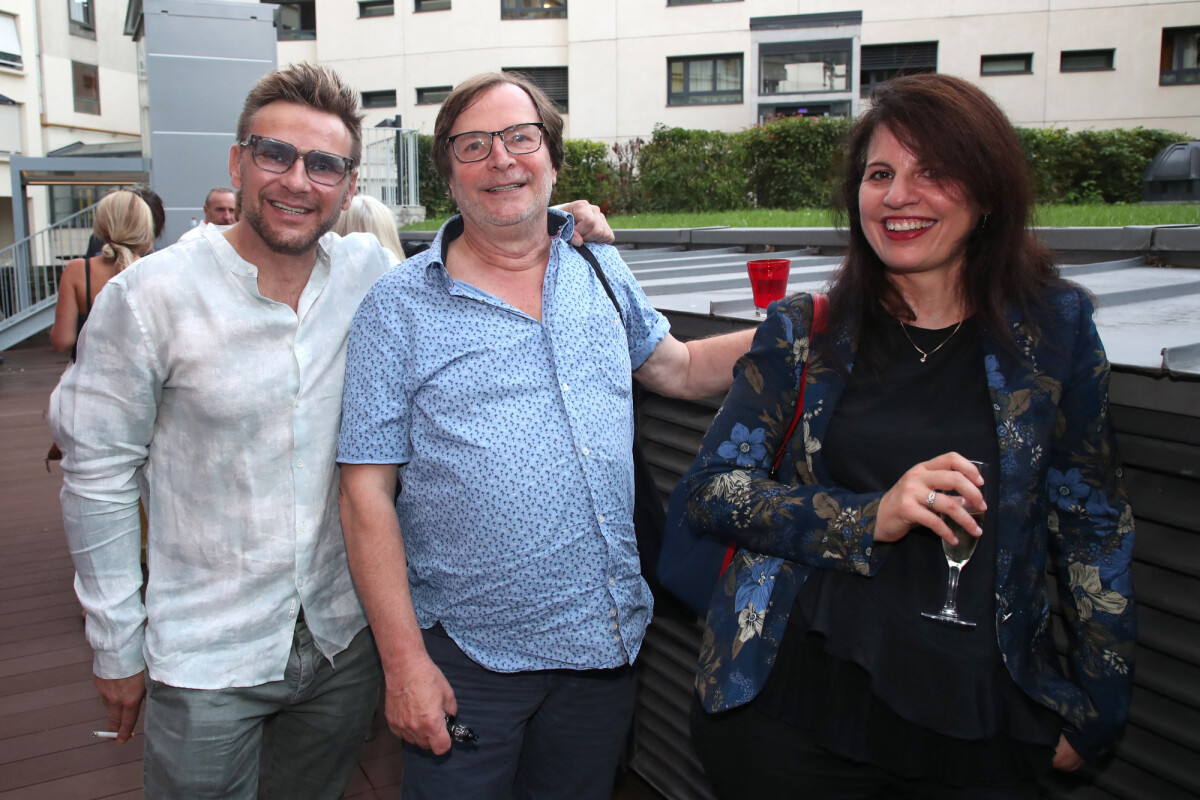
[899,318,964,363]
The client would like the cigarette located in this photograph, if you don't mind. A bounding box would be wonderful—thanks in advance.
[91,731,133,740]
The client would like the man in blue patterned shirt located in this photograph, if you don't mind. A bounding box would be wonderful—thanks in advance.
[337,72,756,799]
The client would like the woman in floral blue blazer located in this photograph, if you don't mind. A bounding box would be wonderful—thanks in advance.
[678,75,1135,797]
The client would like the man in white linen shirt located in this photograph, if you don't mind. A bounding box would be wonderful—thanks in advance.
[49,61,615,799]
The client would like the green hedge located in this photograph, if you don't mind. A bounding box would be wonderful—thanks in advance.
[416,124,1184,217]
[636,125,748,212]
[551,139,617,210]
[417,134,457,217]
[743,115,851,209]
[1016,127,1181,204]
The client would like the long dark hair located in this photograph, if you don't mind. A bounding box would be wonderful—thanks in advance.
[829,74,1062,367]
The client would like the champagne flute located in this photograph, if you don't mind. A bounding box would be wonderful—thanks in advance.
[922,460,990,628]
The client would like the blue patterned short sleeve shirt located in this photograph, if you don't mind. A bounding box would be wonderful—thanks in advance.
[338,210,669,672]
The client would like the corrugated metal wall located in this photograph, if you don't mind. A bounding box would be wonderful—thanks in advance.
[629,359,1200,799]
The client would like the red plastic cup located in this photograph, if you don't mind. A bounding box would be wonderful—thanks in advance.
[747,259,791,316]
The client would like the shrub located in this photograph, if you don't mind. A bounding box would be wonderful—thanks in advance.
[1016,127,1182,205]
[416,134,457,217]
[551,139,617,209]
[743,115,851,209]
[636,125,748,212]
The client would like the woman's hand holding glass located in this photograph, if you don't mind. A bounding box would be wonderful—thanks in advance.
[875,452,986,546]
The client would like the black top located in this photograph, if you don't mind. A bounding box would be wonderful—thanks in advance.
[754,317,1060,783]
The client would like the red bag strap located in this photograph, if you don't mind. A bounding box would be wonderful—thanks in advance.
[770,292,828,476]
[720,294,828,575]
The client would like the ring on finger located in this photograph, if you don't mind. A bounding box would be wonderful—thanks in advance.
[926,490,937,510]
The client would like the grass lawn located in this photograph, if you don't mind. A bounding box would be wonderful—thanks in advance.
[402,204,1199,232]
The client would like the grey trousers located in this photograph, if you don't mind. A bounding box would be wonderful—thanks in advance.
[143,621,381,800]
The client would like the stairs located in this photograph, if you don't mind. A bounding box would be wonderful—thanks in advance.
[0,202,99,352]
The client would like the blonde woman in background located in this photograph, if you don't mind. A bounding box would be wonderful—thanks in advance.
[335,193,404,261]
[51,190,155,360]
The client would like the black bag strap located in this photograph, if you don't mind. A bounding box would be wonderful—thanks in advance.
[574,243,624,325]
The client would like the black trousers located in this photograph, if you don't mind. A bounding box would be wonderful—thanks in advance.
[690,697,1043,800]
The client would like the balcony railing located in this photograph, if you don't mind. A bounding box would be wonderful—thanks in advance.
[0,202,99,350]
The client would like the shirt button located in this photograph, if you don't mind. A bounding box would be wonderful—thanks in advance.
[296,459,304,468]
[297,577,306,587]
[610,608,618,618]
[608,577,616,587]
[581,446,590,456]
[597,514,605,524]
[299,522,308,532]
[611,622,619,631]
[561,383,570,392]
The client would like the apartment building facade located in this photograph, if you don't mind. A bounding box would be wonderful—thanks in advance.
[286,0,1199,145]
[0,0,140,244]
[1,0,1197,248]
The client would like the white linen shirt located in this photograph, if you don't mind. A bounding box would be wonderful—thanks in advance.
[50,227,395,689]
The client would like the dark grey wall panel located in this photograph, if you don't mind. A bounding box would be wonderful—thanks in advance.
[141,0,277,243]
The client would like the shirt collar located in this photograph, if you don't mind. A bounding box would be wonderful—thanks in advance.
[428,208,575,272]
[207,226,335,280]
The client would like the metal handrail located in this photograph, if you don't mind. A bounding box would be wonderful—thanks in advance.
[358,127,420,209]
[0,202,100,328]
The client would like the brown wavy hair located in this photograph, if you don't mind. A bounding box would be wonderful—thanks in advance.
[237,63,364,164]
[829,73,1063,365]
[432,72,564,181]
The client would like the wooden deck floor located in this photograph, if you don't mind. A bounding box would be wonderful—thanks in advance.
[0,336,660,800]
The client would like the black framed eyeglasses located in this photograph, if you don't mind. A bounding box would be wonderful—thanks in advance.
[447,123,546,164]
[238,135,357,186]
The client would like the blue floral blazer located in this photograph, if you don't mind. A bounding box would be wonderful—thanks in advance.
[680,290,1135,761]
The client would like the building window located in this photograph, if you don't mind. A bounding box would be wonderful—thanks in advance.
[860,42,937,98]
[981,53,1032,75]
[501,0,565,20]
[1060,49,1114,72]
[667,0,740,5]
[502,67,568,112]
[0,100,21,153]
[668,54,743,106]
[358,0,393,17]
[50,185,113,224]
[1161,27,1200,85]
[72,61,100,115]
[416,85,452,105]
[760,41,850,95]
[0,14,23,69]
[271,0,316,40]
[415,0,450,10]
[362,90,397,108]
[759,100,850,122]
[69,0,95,38]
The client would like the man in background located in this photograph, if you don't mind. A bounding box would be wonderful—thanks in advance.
[177,185,237,242]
